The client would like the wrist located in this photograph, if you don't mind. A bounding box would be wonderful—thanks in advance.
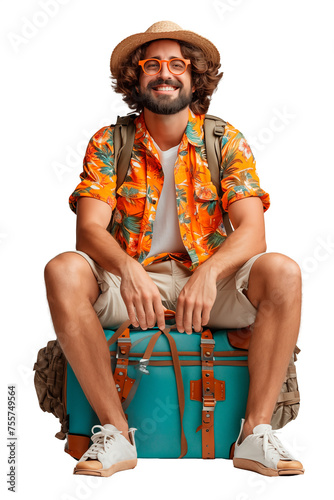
[197,257,221,282]
[119,255,142,280]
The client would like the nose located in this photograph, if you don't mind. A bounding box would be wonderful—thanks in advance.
[159,61,172,79]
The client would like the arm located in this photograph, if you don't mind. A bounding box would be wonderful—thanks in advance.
[175,196,266,334]
[205,196,266,280]
[76,197,166,330]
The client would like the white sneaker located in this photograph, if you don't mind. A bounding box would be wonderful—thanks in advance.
[73,424,137,477]
[233,419,304,476]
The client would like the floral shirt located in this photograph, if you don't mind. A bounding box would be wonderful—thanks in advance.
[69,110,270,271]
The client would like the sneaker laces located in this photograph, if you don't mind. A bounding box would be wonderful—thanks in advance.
[254,428,292,462]
[84,425,123,460]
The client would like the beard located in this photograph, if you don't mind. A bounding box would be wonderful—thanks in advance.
[134,78,193,115]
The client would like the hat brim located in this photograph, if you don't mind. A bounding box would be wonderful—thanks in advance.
[110,30,220,78]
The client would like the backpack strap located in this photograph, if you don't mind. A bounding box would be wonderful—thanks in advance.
[204,114,226,196]
[204,114,233,235]
[113,114,137,192]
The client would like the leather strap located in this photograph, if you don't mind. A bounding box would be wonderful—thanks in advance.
[113,319,188,458]
[198,329,216,459]
[121,330,163,412]
[134,327,188,458]
[110,349,248,358]
[109,356,248,368]
[113,326,135,403]
[163,329,187,459]
[107,320,132,347]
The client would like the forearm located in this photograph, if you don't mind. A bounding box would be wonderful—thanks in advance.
[76,222,134,277]
[200,224,267,282]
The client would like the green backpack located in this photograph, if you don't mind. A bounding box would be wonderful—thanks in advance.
[112,113,233,235]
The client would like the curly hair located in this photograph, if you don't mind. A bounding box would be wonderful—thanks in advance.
[111,40,223,115]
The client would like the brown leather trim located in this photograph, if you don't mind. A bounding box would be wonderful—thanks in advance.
[190,378,225,402]
[122,377,136,399]
[137,328,188,459]
[125,359,248,367]
[65,434,90,460]
[198,329,216,459]
[109,350,248,358]
[164,329,188,459]
[63,361,67,417]
[113,327,132,403]
[227,327,252,350]
[107,320,132,348]
[214,351,248,357]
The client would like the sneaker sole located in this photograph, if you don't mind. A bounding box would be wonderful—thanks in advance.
[233,458,304,477]
[73,458,137,477]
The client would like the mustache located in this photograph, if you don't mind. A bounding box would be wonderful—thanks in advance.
[147,78,182,90]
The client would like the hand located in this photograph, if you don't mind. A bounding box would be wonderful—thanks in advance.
[175,264,218,334]
[120,259,165,331]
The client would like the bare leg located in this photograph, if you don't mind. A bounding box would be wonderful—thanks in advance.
[44,252,131,442]
[242,252,302,440]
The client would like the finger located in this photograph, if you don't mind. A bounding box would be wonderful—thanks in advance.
[183,300,194,335]
[192,304,203,333]
[175,298,185,333]
[143,301,156,329]
[134,303,148,330]
[126,303,139,328]
[154,298,166,331]
[201,303,212,327]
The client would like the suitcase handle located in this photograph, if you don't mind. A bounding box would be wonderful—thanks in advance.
[107,310,176,347]
[164,309,176,326]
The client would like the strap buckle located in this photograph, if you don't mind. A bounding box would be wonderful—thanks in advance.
[116,337,131,359]
[203,396,216,410]
[213,125,225,136]
[138,358,150,374]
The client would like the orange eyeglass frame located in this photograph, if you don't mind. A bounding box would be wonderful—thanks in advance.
[138,58,191,76]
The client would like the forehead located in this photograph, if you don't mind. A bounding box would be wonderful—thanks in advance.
[144,39,182,59]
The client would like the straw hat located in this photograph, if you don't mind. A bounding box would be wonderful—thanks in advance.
[110,20,220,78]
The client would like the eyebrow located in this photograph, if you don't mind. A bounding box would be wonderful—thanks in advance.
[147,56,180,60]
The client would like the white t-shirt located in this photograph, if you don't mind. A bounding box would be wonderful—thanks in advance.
[147,141,187,258]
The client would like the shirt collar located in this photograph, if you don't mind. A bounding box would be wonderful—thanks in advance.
[134,109,205,152]
[184,109,205,148]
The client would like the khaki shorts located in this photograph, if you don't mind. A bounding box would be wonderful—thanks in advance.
[74,251,266,330]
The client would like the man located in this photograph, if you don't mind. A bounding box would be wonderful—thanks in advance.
[44,21,304,477]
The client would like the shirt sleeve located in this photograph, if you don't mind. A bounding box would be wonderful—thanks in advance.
[69,126,116,214]
[220,124,270,212]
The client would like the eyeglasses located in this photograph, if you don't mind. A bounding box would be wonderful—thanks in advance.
[138,58,191,76]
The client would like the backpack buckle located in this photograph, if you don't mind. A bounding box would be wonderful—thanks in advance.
[213,125,225,136]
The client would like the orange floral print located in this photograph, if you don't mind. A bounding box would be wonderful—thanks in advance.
[69,110,270,271]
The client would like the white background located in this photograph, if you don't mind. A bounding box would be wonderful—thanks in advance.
[1,0,334,498]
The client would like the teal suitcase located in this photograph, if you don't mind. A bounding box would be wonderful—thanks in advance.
[64,319,252,460]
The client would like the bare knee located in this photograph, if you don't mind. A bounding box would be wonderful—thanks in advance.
[44,252,99,304]
[261,253,301,291]
[247,253,302,308]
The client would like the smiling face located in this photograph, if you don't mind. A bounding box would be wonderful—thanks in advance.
[136,39,194,115]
